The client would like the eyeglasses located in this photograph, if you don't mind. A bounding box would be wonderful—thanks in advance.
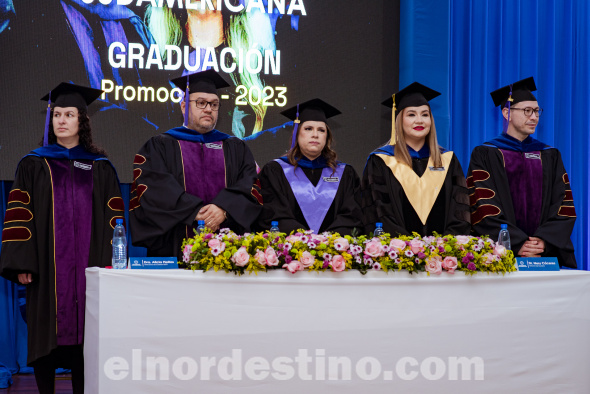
[510,107,543,117]
[189,99,220,111]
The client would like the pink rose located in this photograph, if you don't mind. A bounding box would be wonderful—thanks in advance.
[482,253,495,265]
[286,234,301,243]
[494,244,506,256]
[299,251,316,268]
[389,238,406,251]
[264,247,279,266]
[436,238,446,247]
[410,239,425,254]
[254,250,267,265]
[312,234,328,243]
[231,246,250,267]
[283,260,303,274]
[208,238,226,256]
[334,237,350,251]
[364,240,384,258]
[425,256,442,275]
[442,256,458,273]
[455,235,472,245]
[330,255,346,272]
[208,238,226,252]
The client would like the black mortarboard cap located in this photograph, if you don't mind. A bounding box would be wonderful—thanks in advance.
[41,82,103,110]
[171,69,230,127]
[40,82,103,146]
[382,82,441,118]
[281,99,341,148]
[281,98,341,124]
[381,82,441,145]
[490,76,537,108]
[170,69,230,95]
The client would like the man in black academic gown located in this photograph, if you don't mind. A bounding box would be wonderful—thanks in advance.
[130,70,262,259]
[467,77,577,268]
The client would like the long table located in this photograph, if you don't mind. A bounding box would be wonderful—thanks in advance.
[84,268,590,393]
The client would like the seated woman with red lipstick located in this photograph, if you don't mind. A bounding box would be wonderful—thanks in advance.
[257,99,363,236]
[361,82,470,237]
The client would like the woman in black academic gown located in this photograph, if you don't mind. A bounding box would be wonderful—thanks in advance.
[361,82,470,236]
[0,83,123,394]
[257,99,363,235]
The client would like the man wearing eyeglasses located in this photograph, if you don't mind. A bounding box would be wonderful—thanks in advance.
[467,77,577,268]
[130,69,262,259]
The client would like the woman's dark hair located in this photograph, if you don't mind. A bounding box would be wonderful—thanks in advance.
[43,107,107,156]
[287,122,338,173]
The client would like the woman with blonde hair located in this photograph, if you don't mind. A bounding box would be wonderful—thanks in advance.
[361,82,470,236]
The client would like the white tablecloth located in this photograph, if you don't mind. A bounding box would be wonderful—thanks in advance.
[84,268,590,393]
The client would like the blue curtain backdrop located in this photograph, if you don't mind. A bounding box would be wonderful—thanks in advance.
[400,0,589,270]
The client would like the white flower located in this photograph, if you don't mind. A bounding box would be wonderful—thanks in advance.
[422,236,436,245]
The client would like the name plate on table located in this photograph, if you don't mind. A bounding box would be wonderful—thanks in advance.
[516,257,559,271]
[129,257,178,269]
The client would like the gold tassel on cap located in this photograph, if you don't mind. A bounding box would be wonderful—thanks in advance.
[390,93,396,145]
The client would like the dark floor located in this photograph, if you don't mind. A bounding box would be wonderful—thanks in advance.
[1,374,73,393]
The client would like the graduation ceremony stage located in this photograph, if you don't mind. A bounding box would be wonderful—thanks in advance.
[84,268,590,393]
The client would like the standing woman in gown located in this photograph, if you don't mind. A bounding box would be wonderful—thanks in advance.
[257,99,363,235]
[361,82,470,236]
[0,83,124,394]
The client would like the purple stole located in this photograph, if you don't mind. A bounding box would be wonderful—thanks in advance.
[276,160,345,233]
[501,149,543,235]
[178,140,226,203]
[46,158,94,346]
[178,140,226,235]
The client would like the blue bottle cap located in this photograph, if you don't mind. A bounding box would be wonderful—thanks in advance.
[271,221,278,226]
[198,220,205,225]
[501,224,507,229]
[116,218,123,225]
[376,222,383,228]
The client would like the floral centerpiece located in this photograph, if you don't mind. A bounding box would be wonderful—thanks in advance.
[181,229,516,276]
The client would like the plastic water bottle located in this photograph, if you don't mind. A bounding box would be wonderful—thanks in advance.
[374,222,384,236]
[197,220,206,233]
[497,224,511,250]
[270,221,280,233]
[112,219,127,269]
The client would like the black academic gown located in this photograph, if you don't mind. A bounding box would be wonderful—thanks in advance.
[468,142,577,268]
[130,131,262,259]
[361,146,471,237]
[0,152,122,365]
[257,159,363,235]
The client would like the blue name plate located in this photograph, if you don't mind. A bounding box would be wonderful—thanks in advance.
[515,257,559,271]
[129,257,178,269]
